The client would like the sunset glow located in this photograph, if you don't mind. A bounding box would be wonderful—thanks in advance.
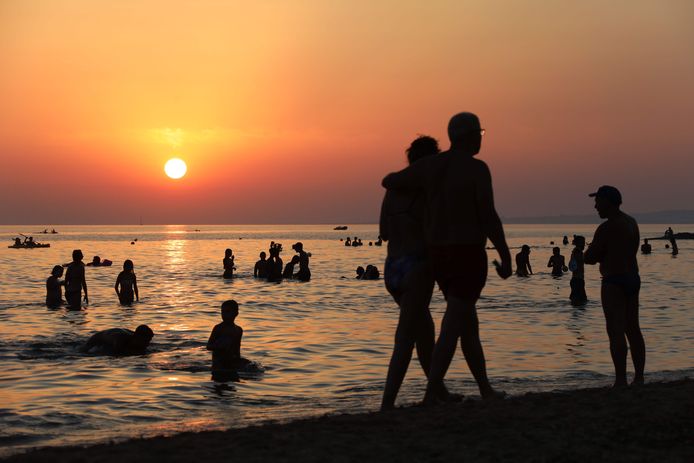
[164,158,187,180]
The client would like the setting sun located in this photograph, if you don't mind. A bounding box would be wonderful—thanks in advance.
[164,158,187,179]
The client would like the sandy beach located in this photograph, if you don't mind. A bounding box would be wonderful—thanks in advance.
[6,379,692,462]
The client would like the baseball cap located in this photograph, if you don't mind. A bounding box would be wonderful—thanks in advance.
[588,185,622,205]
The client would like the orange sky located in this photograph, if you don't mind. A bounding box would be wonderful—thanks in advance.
[1,1,693,224]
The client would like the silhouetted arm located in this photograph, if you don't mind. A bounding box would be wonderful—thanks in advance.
[379,192,390,242]
[114,272,121,297]
[133,274,139,301]
[81,267,88,303]
[206,326,221,351]
[475,163,512,277]
[584,225,606,265]
[381,158,430,190]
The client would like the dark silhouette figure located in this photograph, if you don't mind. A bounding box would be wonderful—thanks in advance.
[46,265,65,308]
[515,245,533,277]
[640,239,652,255]
[207,300,250,380]
[115,259,139,305]
[292,242,311,281]
[374,235,383,246]
[282,255,300,279]
[345,237,352,246]
[223,248,235,278]
[254,252,269,278]
[668,231,679,256]
[563,235,569,245]
[382,112,511,403]
[547,247,568,277]
[380,135,453,410]
[356,265,380,280]
[569,236,588,306]
[14,237,21,246]
[584,185,645,388]
[81,325,153,355]
[87,255,112,267]
[65,249,88,309]
[352,236,359,247]
[267,243,283,282]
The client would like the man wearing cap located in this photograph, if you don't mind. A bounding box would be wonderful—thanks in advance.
[382,112,511,403]
[584,185,645,387]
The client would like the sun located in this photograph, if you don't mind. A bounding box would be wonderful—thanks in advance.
[164,158,187,179]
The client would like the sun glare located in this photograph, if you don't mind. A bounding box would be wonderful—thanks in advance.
[164,158,187,179]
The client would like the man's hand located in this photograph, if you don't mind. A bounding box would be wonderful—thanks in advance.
[493,259,512,279]
[84,295,89,304]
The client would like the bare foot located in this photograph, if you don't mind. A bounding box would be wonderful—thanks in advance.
[481,388,507,401]
[631,375,644,387]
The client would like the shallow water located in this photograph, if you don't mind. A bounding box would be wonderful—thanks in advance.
[1,224,692,455]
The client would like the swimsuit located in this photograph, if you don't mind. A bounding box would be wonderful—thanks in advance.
[602,273,641,297]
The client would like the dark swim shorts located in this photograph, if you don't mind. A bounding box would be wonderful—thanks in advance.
[429,244,487,300]
[602,273,641,297]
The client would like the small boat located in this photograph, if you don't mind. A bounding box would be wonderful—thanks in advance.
[8,243,51,249]
[334,225,348,230]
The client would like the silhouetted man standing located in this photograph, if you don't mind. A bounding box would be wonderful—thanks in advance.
[382,112,512,403]
[584,186,645,387]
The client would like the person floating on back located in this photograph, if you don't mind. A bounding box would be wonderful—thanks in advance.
[383,112,512,403]
[223,248,235,279]
[584,185,645,388]
[46,265,65,308]
[515,245,533,277]
[65,249,88,309]
[254,251,269,278]
[115,259,139,305]
[292,242,311,281]
[81,325,154,356]
[569,236,588,306]
[640,239,651,255]
[207,300,250,379]
[547,247,568,277]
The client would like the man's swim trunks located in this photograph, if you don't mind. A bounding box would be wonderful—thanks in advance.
[602,273,641,297]
[429,244,487,300]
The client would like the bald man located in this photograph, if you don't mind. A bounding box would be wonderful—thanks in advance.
[382,112,512,403]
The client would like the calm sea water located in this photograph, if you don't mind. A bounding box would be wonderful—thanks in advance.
[1,224,692,455]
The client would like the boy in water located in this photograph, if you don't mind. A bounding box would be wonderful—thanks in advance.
[569,236,588,306]
[254,251,268,278]
[65,249,88,309]
[515,245,533,277]
[207,300,247,372]
[223,248,235,279]
[81,325,154,356]
[115,259,139,305]
[46,265,65,308]
[547,247,568,277]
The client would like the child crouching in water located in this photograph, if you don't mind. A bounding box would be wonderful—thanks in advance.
[207,300,250,379]
[46,265,65,308]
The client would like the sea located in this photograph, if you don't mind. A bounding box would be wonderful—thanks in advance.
[1,224,692,456]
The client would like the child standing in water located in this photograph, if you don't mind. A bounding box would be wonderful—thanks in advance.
[207,300,249,374]
[569,236,588,305]
[547,247,568,277]
[46,265,65,308]
[65,249,88,309]
[115,259,139,305]
[222,248,235,279]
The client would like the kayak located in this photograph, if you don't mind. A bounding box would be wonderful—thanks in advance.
[8,244,51,249]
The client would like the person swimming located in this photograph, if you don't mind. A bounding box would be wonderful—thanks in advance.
[206,300,250,378]
[86,256,112,267]
[640,239,652,255]
[254,251,269,278]
[515,245,533,277]
[46,265,65,308]
[292,242,311,282]
[81,325,154,356]
[356,265,380,280]
[223,248,235,279]
[115,259,139,305]
[547,247,568,277]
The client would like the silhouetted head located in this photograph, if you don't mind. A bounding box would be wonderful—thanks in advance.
[572,235,586,248]
[123,259,134,272]
[553,247,560,255]
[521,244,530,254]
[356,266,365,277]
[72,249,83,262]
[91,256,101,265]
[406,135,440,165]
[51,265,64,277]
[589,185,622,219]
[225,248,232,258]
[292,242,303,252]
[448,112,483,154]
[259,251,266,259]
[221,299,239,323]
[132,325,154,350]
[644,239,649,244]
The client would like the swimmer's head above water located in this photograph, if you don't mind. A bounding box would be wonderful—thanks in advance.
[133,324,154,350]
[221,300,239,323]
[51,265,64,277]
[72,249,83,262]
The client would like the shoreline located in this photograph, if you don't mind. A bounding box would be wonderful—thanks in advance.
[6,379,692,462]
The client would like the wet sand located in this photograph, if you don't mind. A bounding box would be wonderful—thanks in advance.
[7,379,693,462]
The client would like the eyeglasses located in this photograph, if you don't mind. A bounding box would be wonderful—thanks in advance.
[480,128,486,136]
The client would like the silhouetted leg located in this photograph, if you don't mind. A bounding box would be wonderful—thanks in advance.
[424,301,463,404]
[415,309,435,376]
[624,292,645,385]
[457,299,494,397]
[381,270,434,410]
[601,284,628,387]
